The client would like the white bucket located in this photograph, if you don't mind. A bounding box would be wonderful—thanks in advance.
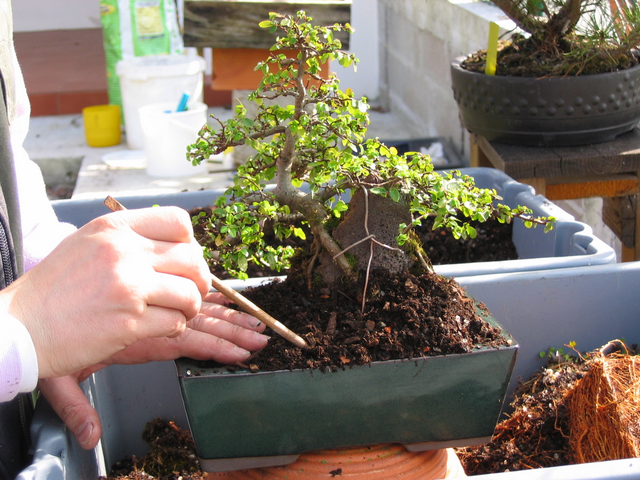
[138,101,208,178]
[117,53,206,150]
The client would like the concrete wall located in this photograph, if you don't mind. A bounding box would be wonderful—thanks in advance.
[375,0,622,258]
[377,0,514,163]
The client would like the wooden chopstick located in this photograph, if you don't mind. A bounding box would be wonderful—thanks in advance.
[103,195,309,349]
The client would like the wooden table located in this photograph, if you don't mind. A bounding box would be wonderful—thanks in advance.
[469,130,640,261]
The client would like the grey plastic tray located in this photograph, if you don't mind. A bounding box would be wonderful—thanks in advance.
[21,261,640,478]
[434,167,616,276]
[26,167,622,478]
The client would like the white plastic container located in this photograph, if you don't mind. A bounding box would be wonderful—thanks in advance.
[138,101,208,177]
[116,53,206,149]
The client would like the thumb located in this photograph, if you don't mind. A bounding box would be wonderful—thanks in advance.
[38,376,103,449]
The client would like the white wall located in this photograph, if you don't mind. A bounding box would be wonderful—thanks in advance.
[377,0,514,161]
[335,0,379,101]
[13,0,100,32]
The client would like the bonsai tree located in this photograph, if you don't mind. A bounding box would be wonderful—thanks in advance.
[471,0,640,76]
[188,11,554,300]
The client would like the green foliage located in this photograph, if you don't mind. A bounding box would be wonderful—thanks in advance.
[539,341,578,364]
[187,11,555,279]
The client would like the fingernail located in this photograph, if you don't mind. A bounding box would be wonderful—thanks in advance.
[76,422,94,446]
[235,347,251,358]
[256,332,271,344]
[249,319,262,328]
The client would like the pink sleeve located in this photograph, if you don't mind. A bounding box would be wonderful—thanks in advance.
[0,314,38,402]
[11,46,77,272]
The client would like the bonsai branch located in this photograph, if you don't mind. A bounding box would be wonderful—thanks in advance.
[313,223,354,278]
[306,239,322,290]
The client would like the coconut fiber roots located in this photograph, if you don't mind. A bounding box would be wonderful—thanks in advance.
[566,349,640,463]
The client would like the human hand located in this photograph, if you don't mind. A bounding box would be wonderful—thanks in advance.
[0,206,212,379]
[39,292,269,449]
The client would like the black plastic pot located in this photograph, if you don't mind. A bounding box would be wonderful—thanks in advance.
[450,57,640,147]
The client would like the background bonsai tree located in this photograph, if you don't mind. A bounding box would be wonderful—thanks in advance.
[475,0,640,76]
[188,11,554,298]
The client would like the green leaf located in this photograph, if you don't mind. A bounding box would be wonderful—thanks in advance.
[293,227,307,240]
[237,255,248,272]
[389,187,400,202]
[544,217,556,232]
[466,224,477,238]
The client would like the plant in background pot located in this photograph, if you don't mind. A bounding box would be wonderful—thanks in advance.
[451,0,640,147]
[178,11,554,474]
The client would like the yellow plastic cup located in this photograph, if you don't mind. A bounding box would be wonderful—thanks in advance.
[82,105,122,147]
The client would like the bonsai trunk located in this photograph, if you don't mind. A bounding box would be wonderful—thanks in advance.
[273,125,418,287]
[275,183,418,290]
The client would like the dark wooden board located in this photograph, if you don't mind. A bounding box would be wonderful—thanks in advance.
[485,128,640,179]
[184,1,351,49]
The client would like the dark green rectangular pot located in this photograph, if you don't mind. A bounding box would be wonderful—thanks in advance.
[175,304,518,472]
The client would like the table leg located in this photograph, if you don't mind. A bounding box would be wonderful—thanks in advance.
[469,134,493,168]
[603,195,636,262]
[626,172,640,262]
[518,178,547,197]
[623,190,640,261]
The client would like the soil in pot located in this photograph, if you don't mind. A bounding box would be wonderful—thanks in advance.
[188,202,517,379]
[107,418,203,480]
[460,39,640,77]
[195,267,510,373]
[191,201,517,371]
